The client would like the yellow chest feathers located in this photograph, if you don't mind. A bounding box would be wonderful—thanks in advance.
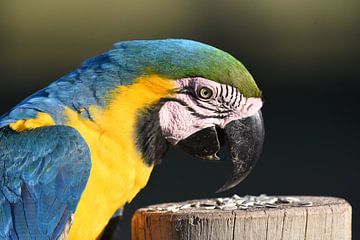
[65,75,175,240]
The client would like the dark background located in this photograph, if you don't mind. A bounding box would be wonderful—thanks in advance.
[0,1,359,239]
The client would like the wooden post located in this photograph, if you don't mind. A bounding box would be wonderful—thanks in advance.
[132,196,351,240]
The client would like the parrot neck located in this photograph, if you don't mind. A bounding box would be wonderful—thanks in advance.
[64,75,175,240]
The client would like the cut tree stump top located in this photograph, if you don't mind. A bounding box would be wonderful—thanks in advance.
[132,196,351,240]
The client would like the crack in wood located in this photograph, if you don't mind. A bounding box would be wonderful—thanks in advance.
[232,211,236,240]
[304,208,309,240]
[280,210,287,240]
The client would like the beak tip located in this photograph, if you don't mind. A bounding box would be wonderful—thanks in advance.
[215,186,230,193]
[217,110,264,192]
[215,172,252,193]
[215,181,242,193]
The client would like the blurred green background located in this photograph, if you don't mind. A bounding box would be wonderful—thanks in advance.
[0,0,359,239]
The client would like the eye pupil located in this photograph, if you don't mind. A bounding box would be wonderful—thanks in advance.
[199,87,213,99]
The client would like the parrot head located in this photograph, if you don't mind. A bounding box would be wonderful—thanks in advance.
[111,39,265,192]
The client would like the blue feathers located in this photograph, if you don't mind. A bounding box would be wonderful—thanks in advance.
[0,126,91,239]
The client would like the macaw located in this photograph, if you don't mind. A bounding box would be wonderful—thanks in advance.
[0,39,264,240]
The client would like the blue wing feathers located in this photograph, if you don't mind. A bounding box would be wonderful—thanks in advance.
[51,207,69,240]
[21,184,40,239]
[0,192,13,238]
[11,199,31,240]
[0,126,91,239]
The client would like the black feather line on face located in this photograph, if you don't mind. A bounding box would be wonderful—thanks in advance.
[231,89,239,108]
[224,85,229,98]
[219,84,223,98]
[214,86,219,98]
[236,93,243,108]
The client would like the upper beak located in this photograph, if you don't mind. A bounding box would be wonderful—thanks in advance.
[176,110,265,192]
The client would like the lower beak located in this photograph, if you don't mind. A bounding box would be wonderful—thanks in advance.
[176,110,265,192]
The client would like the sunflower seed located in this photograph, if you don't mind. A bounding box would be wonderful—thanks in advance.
[278,197,301,204]
[238,206,249,210]
[296,202,313,207]
[180,204,192,209]
[243,201,255,207]
[216,198,224,204]
[191,202,201,208]
[232,194,241,200]
[265,204,278,208]
[201,202,216,207]
[204,206,216,210]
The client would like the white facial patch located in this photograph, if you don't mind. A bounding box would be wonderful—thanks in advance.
[159,77,263,144]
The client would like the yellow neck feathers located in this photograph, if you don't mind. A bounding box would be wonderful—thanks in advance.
[65,75,175,240]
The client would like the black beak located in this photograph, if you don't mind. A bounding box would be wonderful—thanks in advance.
[176,110,265,192]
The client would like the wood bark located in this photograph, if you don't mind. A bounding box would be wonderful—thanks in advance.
[132,196,351,240]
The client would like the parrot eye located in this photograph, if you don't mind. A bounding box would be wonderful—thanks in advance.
[198,87,213,99]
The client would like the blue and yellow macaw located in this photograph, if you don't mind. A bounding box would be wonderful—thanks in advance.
[0,39,264,239]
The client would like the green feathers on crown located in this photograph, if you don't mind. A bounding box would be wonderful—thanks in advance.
[113,39,262,98]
